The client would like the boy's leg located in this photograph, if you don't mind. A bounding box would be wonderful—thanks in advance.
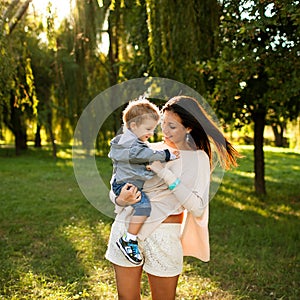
[112,180,126,196]
[127,190,151,235]
[127,215,148,235]
[116,233,144,265]
[116,191,150,265]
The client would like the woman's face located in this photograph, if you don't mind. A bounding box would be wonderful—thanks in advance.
[161,110,190,149]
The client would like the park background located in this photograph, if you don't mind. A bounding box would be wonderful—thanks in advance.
[0,0,299,299]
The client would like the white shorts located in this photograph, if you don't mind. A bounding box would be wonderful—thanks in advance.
[105,221,183,277]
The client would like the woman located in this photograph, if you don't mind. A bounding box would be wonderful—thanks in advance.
[105,96,240,300]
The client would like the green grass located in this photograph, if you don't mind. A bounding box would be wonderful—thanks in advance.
[0,145,299,299]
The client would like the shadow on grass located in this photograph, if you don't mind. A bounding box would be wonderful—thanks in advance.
[0,147,116,298]
[184,198,299,299]
[181,148,300,299]
[0,146,299,299]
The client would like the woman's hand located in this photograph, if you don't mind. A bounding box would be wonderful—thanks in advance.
[115,183,141,206]
[146,161,164,174]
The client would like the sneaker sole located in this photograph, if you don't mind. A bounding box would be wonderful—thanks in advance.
[116,240,144,266]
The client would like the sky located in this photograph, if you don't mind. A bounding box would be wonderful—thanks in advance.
[29,0,73,23]
[29,0,109,53]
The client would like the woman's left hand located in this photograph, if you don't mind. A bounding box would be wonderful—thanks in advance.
[146,161,164,174]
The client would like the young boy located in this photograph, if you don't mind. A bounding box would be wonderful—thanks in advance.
[108,98,178,265]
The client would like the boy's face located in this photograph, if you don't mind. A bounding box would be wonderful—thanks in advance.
[130,118,158,142]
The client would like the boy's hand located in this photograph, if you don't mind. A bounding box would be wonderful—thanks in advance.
[146,161,164,173]
[173,150,180,158]
[170,150,180,160]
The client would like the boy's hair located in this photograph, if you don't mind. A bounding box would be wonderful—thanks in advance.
[122,98,160,128]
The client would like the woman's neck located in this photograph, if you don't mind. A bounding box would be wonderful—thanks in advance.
[164,140,193,151]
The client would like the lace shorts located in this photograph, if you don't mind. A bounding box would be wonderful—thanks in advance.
[105,221,183,277]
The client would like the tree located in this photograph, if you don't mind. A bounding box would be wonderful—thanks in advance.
[145,0,220,94]
[211,0,300,194]
[6,0,32,35]
[0,0,39,154]
[1,0,32,36]
[2,51,38,155]
[7,0,289,167]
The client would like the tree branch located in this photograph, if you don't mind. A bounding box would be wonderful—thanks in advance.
[7,0,32,35]
[1,0,19,30]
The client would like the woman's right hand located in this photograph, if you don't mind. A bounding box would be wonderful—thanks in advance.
[115,183,141,206]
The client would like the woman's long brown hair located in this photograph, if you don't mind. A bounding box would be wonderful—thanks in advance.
[162,96,241,170]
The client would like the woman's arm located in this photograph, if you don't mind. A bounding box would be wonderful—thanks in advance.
[148,158,210,217]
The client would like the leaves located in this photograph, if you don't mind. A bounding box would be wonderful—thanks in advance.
[212,0,300,126]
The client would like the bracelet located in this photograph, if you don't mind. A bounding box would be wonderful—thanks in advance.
[115,196,127,207]
[114,196,120,205]
[168,178,181,190]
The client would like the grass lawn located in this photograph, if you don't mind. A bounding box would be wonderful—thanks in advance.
[0,145,299,299]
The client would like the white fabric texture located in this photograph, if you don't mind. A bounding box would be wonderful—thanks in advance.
[105,221,183,277]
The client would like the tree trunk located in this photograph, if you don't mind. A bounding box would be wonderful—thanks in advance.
[296,116,300,150]
[15,128,27,155]
[10,92,27,155]
[272,123,284,147]
[107,6,121,136]
[34,124,42,148]
[253,111,266,195]
[47,111,57,158]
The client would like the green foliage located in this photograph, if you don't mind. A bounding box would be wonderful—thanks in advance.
[0,146,299,299]
[0,2,43,150]
[207,0,300,193]
[54,0,110,131]
[24,57,38,116]
[0,2,15,125]
[145,0,220,93]
[0,0,112,147]
[211,0,300,127]
[121,0,151,78]
[4,39,38,125]
[0,32,14,102]
[0,0,222,150]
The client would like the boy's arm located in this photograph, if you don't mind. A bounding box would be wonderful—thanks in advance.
[129,142,173,163]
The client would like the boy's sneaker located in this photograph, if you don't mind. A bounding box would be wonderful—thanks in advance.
[116,236,144,265]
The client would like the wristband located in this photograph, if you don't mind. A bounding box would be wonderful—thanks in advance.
[114,196,120,205]
[115,196,127,207]
[168,178,181,190]
[164,149,171,161]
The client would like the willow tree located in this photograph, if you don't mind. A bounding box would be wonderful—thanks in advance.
[121,0,151,79]
[1,0,32,35]
[107,0,220,91]
[50,0,110,149]
[26,5,58,156]
[103,0,151,138]
[0,0,39,155]
[145,0,220,94]
[96,0,220,153]
[55,0,108,129]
